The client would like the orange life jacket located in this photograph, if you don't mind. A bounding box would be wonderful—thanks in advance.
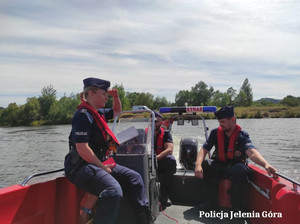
[155,127,165,155]
[145,127,165,155]
[217,124,242,162]
[161,119,173,130]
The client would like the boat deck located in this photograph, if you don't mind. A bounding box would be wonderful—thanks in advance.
[155,204,248,224]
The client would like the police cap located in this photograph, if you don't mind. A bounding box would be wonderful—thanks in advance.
[83,77,110,91]
[153,111,162,120]
[214,106,234,120]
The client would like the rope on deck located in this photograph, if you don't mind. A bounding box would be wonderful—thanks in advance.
[160,204,179,224]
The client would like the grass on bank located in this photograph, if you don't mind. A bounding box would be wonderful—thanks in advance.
[1,105,300,127]
[234,105,300,119]
[160,105,300,120]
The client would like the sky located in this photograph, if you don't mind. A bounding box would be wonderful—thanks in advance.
[1,0,300,108]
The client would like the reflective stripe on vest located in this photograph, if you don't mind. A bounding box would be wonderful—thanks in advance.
[217,124,242,162]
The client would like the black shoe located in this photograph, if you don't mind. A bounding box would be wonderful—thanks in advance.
[160,197,172,211]
[197,201,215,211]
[137,209,154,224]
[161,197,172,206]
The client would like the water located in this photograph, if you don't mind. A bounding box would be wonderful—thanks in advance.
[0,125,70,188]
[171,119,300,180]
[1,118,299,188]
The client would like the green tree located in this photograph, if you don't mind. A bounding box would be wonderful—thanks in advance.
[21,97,41,125]
[235,78,253,106]
[0,103,21,126]
[153,96,171,109]
[235,91,247,107]
[136,92,154,109]
[106,84,131,110]
[256,99,275,106]
[191,81,214,106]
[38,85,57,119]
[175,90,193,106]
[125,92,154,109]
[280,95,300,107]
[48,93,80,124]
[226,87,237,105]
[211,91,230,107]
[0,109,3,122]
[126,92,139,109]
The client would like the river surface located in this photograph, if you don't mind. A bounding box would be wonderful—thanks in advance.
[0,118,299,189]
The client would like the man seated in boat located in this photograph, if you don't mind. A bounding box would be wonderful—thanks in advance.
[64,77,153,224]
[194,106,277,211]
[153,111,177,210]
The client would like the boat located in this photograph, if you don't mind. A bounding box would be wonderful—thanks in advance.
[0,106,299,224]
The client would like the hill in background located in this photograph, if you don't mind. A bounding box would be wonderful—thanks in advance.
[256,98,282,104]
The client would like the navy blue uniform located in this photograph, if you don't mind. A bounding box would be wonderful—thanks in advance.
[203,128,254,161]
[201,128,254,209]
[64,109,149,224]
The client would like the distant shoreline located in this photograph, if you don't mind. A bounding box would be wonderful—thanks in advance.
[162,105,300,120]
[234,106,300,119]
[0,105,299,127]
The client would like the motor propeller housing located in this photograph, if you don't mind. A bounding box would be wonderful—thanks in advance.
[179,137,198,170]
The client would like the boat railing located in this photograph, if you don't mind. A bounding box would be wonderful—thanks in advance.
[248,170,300,200]
[273,172,300,192]
[247,179,271,199]
[20,168,65,186]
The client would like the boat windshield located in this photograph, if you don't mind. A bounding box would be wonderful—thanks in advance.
[112,111,153,155]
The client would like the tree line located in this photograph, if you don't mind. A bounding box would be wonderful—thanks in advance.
[0,78,299,126]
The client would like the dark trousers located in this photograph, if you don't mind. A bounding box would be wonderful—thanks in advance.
[157,155,177,200]
[64,155,149,224]
[202,160,250,210]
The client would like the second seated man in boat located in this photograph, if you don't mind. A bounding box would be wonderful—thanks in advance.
[194,106,277,211]
[152,111,177,210]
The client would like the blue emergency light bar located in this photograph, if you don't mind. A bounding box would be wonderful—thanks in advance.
[159,106,217,114]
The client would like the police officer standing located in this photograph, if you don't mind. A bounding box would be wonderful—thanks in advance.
[64,77,152,224]
[195,106,277,211]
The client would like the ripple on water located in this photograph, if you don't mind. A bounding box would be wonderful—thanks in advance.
[1,120,300,188]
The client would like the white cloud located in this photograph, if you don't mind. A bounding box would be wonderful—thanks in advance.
[0,0,299,107]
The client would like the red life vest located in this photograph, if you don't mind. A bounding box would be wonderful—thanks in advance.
[77,101,119,153]
[161,118,173,130]
[155,127,165,155]
[145,127,165,155]
[217,124,242,162]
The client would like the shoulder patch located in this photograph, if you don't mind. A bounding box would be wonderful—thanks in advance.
[79,109,93,123]
[79,109,87,113]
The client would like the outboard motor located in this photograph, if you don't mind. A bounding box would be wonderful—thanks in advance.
[179,137,198,170]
